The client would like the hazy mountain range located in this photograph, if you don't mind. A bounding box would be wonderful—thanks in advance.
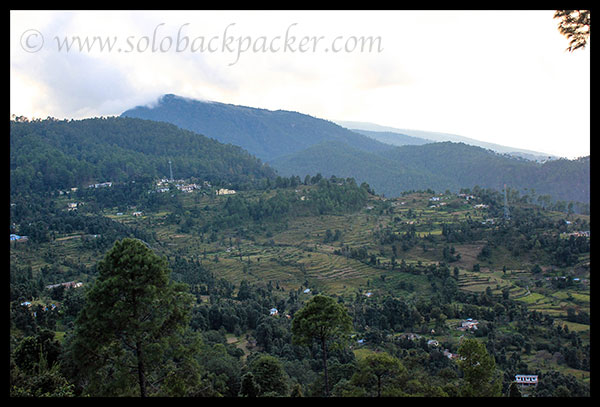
[122,94,389,162]
[121,94,589,203]
[336,121,559,162]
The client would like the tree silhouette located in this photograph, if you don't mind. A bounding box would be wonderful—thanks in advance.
[69,238,194,396]
[291,295,353,396]
[554,10,591,52]
[457,338,502,397]
[361,352,407,397]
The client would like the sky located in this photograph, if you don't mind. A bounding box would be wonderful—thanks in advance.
[10,10,590,158]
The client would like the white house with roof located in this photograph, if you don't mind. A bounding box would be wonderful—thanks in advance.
[216,188,236,195]
[459,318,479,331]
[515,375,538,387]
[89,181,112,188]
[45,281,83,290]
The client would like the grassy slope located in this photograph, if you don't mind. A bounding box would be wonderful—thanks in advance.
[11,186,590,378]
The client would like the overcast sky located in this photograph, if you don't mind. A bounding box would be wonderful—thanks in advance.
[10,10,590,158]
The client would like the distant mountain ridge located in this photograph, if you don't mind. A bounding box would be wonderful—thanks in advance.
[122,94,391,162]
[336,120,559,162]
[272,140,589,204]
[349,129,432,147]
[120,94,588,204]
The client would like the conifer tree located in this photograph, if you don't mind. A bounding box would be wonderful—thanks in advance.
[69,238,194,397]
[292,295,353,396]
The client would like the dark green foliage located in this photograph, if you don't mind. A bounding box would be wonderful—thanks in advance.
[67,238,195,396]
[122,95,589,207]
[239,372,260,397]
[13,329,61,373]
[203,177,369,231]
[10,355,74,397]
[457,338,502,397]
[292,295,353,396]
[357,352,408,397]
[10,116,275,196]
[275,140,589,204]
[246,354,289,396]
[121,94,390,161]
[534,370,590,397]
[507,381,522,397]
[9,113,590,397]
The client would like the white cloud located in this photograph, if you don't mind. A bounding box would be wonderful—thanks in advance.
[10,10,589,158]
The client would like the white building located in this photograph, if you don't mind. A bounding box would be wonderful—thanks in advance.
[459,318,479,330]
[515,375,538,387]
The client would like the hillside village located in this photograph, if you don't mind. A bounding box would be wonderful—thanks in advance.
[10,118,590,397]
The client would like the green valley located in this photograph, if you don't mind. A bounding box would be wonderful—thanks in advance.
[10,117,590,397]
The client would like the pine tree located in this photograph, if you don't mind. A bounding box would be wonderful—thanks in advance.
[291,295,353,396]
[68,238,195,396]
[457,338,502,397]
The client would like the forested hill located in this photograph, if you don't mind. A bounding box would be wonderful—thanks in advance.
[120,94,588,206]
[121,94,391,161]
[10,116,276,196]
[272,140,590,205]
[378,142,590,204]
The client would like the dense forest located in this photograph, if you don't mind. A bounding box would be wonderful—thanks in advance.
[121,94,590,206]
[10,117,590,397]
[273,140,590,207]
[10,116,276,196]
[122,94,390,161]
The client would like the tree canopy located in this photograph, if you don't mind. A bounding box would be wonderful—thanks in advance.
[457,338,502,397]
[292,295,353,396]
[67,238,195,396]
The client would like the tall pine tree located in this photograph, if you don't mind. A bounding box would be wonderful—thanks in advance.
[68,238,195,396]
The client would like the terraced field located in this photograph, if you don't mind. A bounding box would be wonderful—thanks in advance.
[12,188,589,328]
